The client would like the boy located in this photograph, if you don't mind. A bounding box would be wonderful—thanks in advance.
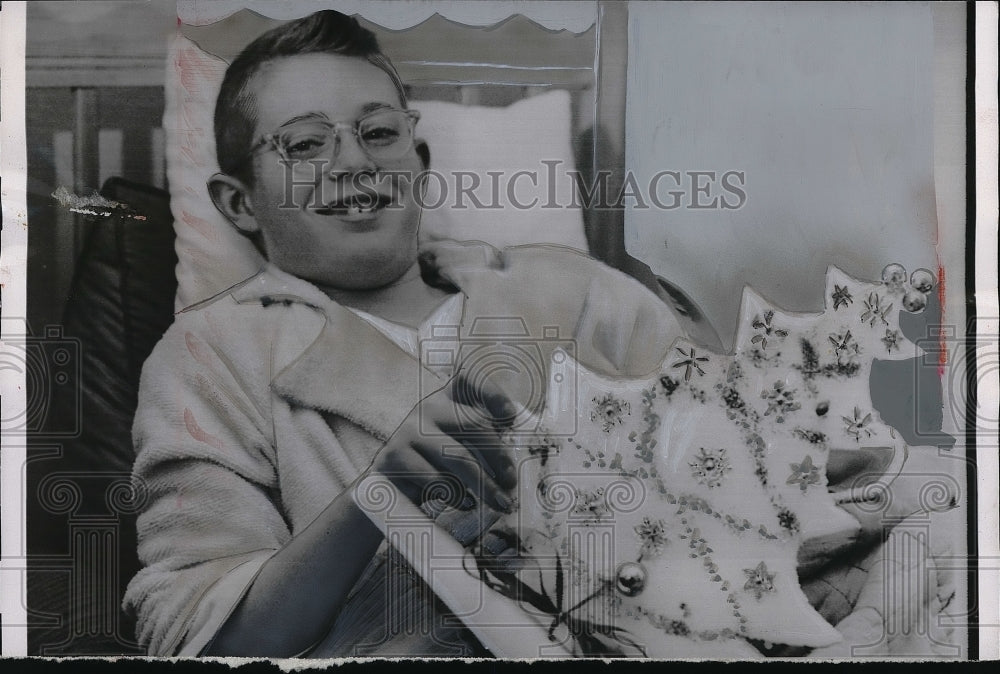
[125,10,684,657]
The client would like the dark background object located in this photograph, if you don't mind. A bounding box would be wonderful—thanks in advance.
[26,178,177,655]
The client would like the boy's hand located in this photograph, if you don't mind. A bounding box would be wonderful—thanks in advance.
[366,374,519,514]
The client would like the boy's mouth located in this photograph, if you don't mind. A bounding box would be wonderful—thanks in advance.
[315,192,393,218]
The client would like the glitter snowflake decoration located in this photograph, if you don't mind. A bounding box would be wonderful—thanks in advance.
[672,347,709,382]
[777,508,800,533]
[659,375,680,396]
[571,487,611,520]
[828,329,860,363]
[634,517,669,558]
[525,431,562,466]
[689,447,732,488]
[786,455,821,492]
[760,380,801,422]
[831,284,854,310]
[743,562,776,600]
[591,393,630,432]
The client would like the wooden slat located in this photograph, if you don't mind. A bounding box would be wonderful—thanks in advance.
[98,129,123,190]
[26,57,170,88]
[72,88,99,256]
[150,127,166,190]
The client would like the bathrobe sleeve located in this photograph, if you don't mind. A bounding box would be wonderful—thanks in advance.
[123,307,290,656]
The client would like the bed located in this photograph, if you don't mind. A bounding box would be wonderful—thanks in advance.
[24,1,967,659]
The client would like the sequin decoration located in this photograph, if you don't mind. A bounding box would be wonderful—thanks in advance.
[882,328,901,353]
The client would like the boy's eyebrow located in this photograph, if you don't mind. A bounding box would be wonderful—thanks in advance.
[277,103,398,128]
[360,102,395,114]
[278,111,330,128]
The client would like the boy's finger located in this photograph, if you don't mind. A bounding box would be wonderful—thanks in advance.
[436,413,518,490]
[410,433,514,513]
[447,372,519,426]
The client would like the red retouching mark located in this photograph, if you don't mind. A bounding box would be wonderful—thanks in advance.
[184,331,214,369]
[180,145,206,169]
[184,408,224,451]
[178,47,208,93]
[181,210,219,242]
[938,265,947,375]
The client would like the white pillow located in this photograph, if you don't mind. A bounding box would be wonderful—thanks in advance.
[164,34,587,309]
[166,35,263,310]
[412,92,587,251]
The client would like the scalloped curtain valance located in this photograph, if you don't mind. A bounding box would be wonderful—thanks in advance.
[176,0,598,33]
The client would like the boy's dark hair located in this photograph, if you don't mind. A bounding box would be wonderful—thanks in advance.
[214,10,407,182]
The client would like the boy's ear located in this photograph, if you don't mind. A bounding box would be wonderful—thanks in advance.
[208,173,258,235]
[414,139,430,170]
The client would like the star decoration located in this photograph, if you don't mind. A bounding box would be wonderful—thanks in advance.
[882,328,901,353]
[786,455,821,492]
[591,393,630,432]
[860,292,892,327]
[689,447,732,488]
[672,347,709,381]
[743,562,776,600]
[750,310,789,350]
[635,517,669,558]
[842,406,874,441]
[831,284,854,310]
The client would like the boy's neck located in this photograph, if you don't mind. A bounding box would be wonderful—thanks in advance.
[321,262,454,328]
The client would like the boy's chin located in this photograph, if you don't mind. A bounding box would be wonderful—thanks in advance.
[312,257,418,292]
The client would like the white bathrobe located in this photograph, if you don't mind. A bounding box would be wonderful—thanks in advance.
[123,241,686,656]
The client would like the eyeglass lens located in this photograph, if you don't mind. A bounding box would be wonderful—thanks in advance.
[276,110,413,162]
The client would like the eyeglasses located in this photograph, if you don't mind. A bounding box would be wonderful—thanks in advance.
[247,107,420,165]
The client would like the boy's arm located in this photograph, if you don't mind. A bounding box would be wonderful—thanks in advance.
[419,240,692,377]
[127,314,383,657]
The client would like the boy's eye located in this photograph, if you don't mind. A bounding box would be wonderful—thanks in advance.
[280,131,329,158]
[361,125,401,147]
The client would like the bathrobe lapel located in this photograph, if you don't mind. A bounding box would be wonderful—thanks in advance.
[229,265,447,441]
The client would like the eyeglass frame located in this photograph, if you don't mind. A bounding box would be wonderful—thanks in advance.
[241,107,421,168]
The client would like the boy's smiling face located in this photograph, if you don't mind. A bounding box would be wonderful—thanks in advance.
[237,52,425,291]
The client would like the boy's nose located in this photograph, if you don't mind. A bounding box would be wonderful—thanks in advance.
[327,129,376,178]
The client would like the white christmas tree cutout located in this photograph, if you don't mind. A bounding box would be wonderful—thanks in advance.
[484,264,939,657]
